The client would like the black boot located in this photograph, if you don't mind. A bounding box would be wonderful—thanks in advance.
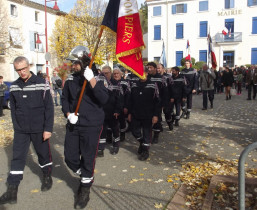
[0,184,18,205]
[41,174,53,192]
[137,139,143,154]
[139,147,149,161]
[74,185,90,209]
[168,122,173,131]
[97,150,104,157]
[226,96,229,100]
[186,111,190,119]
[120,132,125,142]
[152,132,159,144]
[180,110,186,119]
[229,95,231,100]
[174,120,179,126]
[110,146,119,155]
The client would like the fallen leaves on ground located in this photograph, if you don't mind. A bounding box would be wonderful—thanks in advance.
[167,158,257,209]
[0,120,13,147]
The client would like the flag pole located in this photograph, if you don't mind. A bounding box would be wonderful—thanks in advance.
[75,27,104,115]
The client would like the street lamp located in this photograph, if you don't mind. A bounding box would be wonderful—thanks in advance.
[45,0,59,76]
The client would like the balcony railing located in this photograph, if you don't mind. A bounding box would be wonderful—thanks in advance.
[215,32,242,43]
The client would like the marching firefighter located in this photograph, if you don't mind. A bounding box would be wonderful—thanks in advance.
[157,63,174,130]
[128,67,161,161]
[0,56,54,205]
[168,66,187,128]
[98,66,124,156]
[113,67,130,142]
[147,62,168,143]
[180,60,198,119]
[62,46,109,209]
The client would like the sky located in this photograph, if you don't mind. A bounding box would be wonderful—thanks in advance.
[31,0,145,13]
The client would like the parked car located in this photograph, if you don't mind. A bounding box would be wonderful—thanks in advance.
[3,81,12,109]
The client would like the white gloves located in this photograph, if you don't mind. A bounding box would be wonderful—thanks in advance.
[68,113,78,124]
[207,69,212,74]
[84,66,94,81]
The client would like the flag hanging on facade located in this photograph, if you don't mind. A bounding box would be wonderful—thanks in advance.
[207,33,217,69]
[101,0,146,79]
[159,41,167,68]
[222,24,231,37]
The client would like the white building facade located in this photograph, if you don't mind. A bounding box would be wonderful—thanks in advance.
[147,0,257,68]
[0,0,65,81]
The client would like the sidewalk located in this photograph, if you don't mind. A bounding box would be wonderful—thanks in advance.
[0,89,257,210]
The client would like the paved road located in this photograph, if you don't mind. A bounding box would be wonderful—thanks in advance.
[0,89,257,210]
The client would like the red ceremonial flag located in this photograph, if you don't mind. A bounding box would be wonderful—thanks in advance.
[101,0,146,79]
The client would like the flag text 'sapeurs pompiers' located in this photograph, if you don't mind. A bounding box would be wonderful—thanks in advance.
[101,0,146,79]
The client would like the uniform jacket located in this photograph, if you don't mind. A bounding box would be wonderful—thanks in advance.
[128,78,161,120]
[180,68,198,94]
[0,82,8,97]
[103,78,124,120]
[246,69,257,84]
[9,72,54,133]
[199,69,216,90]
[148,73,169,107]
[62,73,109,127]
[168,75,187,100]
[118,78,130,109]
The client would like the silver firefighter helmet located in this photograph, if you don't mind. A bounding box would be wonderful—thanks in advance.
[66,46,91,67]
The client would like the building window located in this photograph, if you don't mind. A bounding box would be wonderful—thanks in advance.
[225,0,234,9]
[199,1,208,11]
[172,4,187,14]
[253,17,257,34]
[0,43,5,55]
[9,27,22,47]
[252,48,257,64]
[200,21,208,37]
[199,50,207,62]
[176,23,183,39]
[176,51,183,66]
[36,64,44,73]
[154,25,161,40]
[10,4,18,17]
[153,6,161,16]
[35,11,39,22]
[248,0,257,6]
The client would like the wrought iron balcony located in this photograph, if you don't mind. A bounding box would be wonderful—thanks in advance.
[215,32,242,43]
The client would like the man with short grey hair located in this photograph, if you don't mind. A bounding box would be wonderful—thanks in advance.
[199,64,216,110]
[0,56,54,205]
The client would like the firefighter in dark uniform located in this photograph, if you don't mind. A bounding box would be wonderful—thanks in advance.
[168,66,187,127]
[128,67,161,161]
[98,66,123,156]
[180,60,198,119]
[113,68,130,141]
[147,62,168,143]
[0,56,54,205]
[62,46,109,209]
[157,63,174,130]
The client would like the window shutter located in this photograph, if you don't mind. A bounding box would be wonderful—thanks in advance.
[248,0,253,6]
[183,4,187,13]
[225,0,229,8]
[251,48,257,64]
[230,0,234,8]
[172,5,176,14]
[176,23,183,39]
[30,31,35,51]
[176,51,183,66]
[154,25,161,40]
[252,17,257,34]
[199,50,207,62]
[153,6,161,16]
[200,21,208,37]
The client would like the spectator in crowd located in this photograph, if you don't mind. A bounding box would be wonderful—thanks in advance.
[237,69,243,95]
[246,65,257,100]
[199,64,216,110]
[51,71,62,106]
[221,66,234,100]
[0,76,8,117]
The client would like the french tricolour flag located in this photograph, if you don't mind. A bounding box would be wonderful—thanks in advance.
[222,24,231,37]
[101,0,145,79]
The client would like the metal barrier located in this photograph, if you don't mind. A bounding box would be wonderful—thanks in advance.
[238,142,257,210]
